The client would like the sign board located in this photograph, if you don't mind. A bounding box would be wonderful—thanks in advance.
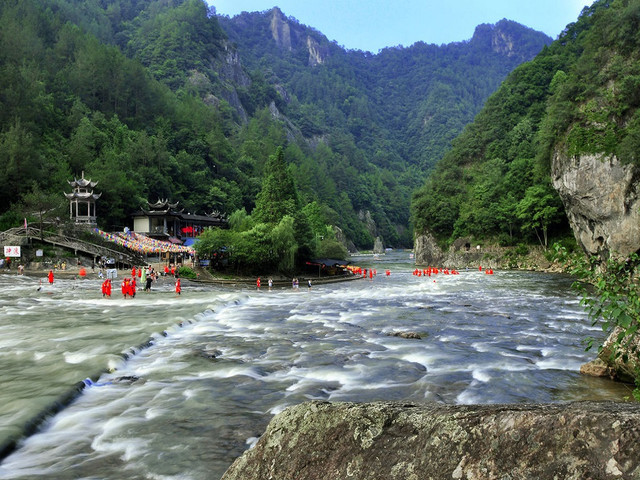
[4,246,21,257]
[36,249,44,257]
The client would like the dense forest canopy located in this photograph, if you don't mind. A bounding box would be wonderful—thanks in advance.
[0,0,551,261]
[411,0,640,249]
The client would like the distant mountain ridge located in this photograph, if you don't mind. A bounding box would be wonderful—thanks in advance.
[219,9,551,170]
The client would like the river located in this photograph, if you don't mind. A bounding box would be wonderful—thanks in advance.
[0,253,631,479]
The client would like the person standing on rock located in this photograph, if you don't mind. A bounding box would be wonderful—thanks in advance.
[48,270,54,284]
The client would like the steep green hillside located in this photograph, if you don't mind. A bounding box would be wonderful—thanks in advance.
[219,10,551,245]
[0,0,550,253]
[411,0,639,248]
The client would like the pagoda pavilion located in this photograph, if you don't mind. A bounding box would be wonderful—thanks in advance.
[131,199,226,241]
[64,171,101,224]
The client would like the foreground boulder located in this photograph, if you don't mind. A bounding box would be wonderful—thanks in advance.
[222,401,640,480]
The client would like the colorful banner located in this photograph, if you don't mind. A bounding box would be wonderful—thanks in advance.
[93,229,195,255]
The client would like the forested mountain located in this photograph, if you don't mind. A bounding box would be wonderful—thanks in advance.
[0,0,550,256]
[219,9,551,246]
[411,0,640,250]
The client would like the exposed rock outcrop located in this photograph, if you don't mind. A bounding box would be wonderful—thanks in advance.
[334,226,357,254]
[551,152,640,259]
[306,36,327,66]
[372,236,384,255]
[358,210,377,239]
[222,401,640,480]
[413,232,444,266]
[413,233,557,271]
[581,326,640,384]
[269,7,293,51]
[269,7,328,66]
[206,40,250,123]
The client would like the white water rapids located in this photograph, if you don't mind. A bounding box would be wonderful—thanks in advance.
[0,253,631,479]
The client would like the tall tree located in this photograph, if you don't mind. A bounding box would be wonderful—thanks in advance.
[252,147,299,225]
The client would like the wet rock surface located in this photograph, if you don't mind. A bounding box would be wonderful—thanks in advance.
[222,400,640,480]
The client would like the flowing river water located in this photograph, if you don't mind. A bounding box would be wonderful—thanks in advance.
[0,253,632,479]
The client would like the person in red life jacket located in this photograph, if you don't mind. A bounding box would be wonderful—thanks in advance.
[257,277,261,289]
[175,277,181,295]
[385,269,391,276]
[131,266,136,278]
[137,268,142,278]
[106,279,112,297]
[130,277,137,298]
[164,265,169,277]
[48,270,54,284]
[101,279,108,297]
[171,265,176,276]
[369,269,373,280]
[122,278,128,298]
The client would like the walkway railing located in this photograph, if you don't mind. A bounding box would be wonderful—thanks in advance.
[0,227,145,266]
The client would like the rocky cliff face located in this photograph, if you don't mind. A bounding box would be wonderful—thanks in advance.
[413,232,443,266]
[470,19,549,63]
[551,151,640,259]
[222,400,640,480]
[269,7,328,66]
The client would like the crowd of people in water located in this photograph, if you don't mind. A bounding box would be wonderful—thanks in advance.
[105,265,182,298]
[26,259,497,298]
[41,264,183,298]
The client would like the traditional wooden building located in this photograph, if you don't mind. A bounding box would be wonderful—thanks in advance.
[131,199,226,241]
[64,171,101,224]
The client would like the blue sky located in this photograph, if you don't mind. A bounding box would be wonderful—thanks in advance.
[208,0,594,52]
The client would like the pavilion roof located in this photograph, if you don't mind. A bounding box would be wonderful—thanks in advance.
[148,198,180,210]
[67,171,98,189]
[64,192,102,200]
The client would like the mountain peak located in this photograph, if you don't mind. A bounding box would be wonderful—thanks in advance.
[470,19,552,60]
[269,6,293,50]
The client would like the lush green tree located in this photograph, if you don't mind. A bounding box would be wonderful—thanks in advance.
[252,147,299,224]
[316,226,348,259]
[270,215,297,273]
[20,182,67,239]
[516,183,563,249]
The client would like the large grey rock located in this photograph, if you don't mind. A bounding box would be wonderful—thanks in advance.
[413,232,444,266]
[551,152,640,258]
[222,401,640,480]
[581,326,640,384]
[373,236,384,255]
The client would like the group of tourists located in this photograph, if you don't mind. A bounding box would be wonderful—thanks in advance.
[412,267,460,277]
[95,264,182,298]
[255,277,314,290]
